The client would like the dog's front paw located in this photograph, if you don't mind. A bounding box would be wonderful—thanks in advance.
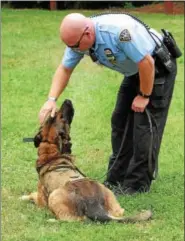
[47,218,58,223]
[19,195,30,201]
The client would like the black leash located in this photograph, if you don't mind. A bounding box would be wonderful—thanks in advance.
[94,108,158,181]
[94,113,131,181]
[145,109,159,180]
[22,109,158,181]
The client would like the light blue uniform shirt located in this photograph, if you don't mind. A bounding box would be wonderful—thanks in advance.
[62,14,162,77]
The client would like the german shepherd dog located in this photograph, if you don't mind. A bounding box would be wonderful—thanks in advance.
[21,99,152,223]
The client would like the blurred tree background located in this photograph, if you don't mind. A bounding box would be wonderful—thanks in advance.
[2,1,153,10]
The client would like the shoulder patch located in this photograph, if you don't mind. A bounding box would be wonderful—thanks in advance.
[119,29,131,42]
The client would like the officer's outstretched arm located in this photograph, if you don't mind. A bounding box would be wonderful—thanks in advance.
[48,64,74,100]
[39,64,74,124]
[137,54,155,96]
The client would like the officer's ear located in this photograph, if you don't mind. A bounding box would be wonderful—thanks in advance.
[85,27,91,37]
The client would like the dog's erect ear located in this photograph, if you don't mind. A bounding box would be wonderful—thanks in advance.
[34,131,42,148]
[59,99,74,125]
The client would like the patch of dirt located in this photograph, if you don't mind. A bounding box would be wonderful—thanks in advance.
[131,2,184,15]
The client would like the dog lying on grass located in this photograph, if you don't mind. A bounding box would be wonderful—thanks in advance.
[21,99,152,223]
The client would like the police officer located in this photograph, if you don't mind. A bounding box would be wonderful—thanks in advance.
[39,13,177,195]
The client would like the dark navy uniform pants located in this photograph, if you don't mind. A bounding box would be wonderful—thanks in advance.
[106,58,177,191]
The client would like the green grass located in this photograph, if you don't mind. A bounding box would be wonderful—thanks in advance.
[2,9,184,241]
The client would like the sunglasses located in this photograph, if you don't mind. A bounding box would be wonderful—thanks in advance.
[68,26,89,49]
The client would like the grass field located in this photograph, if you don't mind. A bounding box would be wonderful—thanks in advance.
[2,9,184,241]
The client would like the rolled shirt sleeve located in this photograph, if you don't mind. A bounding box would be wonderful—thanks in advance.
[117,25,156,63]
[62,47,84,69]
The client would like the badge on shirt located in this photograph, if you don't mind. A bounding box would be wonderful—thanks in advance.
[119,29,131,42]
[104,48,116,64]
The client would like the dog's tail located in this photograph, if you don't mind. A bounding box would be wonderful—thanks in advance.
[84,198,152,223]
[84,198,112,222]
[108,210,152,223]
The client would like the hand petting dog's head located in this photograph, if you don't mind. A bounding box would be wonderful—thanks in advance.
[34,99,74,154]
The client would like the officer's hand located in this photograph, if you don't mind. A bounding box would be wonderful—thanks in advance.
[131,95,149,113]
[39,100,57,124]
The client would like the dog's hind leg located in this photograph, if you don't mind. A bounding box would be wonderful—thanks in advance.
[101,185,124,217]
[48,189,86,222]
[36,181,48,207]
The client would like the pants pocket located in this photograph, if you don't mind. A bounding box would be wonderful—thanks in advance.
[152,77,165,97]
[150,77,169,108]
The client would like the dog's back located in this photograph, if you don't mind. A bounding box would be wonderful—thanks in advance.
[65,179,112,222]
[39,158,85,195]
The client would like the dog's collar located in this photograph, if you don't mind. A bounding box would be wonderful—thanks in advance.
[36,155,75,174]
[37,156,86,179]
[36,156,65,174]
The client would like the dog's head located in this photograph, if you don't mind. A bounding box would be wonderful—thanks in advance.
[34,99,74,154]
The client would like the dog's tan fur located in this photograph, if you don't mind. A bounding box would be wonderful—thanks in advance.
[21,100,152,223]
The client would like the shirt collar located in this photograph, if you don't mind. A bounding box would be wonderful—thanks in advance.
[92,22,105,51]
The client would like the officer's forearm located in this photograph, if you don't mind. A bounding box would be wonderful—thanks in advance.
[48,64,74,99]
[138,54,155,96]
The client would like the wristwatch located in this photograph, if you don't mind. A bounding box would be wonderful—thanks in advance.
[138,91,151,98]
[47,96,57,102]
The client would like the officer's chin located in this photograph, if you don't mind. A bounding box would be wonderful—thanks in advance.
[79,45,90,52]
[79,47,89,51]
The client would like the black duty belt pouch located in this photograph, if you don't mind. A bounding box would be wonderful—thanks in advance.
[154,44,175,73]
[152,28,181,73]
[161,29,182,59]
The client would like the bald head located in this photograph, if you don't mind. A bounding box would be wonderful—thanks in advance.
[59,13,95,50]
[60,13,87,42]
